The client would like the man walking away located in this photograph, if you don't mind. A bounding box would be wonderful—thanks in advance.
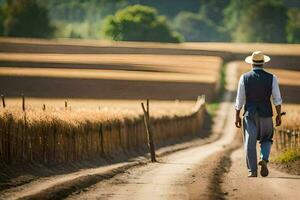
[235,51,283,177]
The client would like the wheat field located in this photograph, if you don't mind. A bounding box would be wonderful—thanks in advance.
[0,54,222,100]
[0,97,205,165]
[1,37,300,56]
[0,38,220,166]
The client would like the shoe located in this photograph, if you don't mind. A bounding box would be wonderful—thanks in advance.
[258,160,269,177]
[248,171,257,177]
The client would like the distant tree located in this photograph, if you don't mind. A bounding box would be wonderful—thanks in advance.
[199,0,230,26]
[173,12,218,42]
[286,8,300,43]
[101,4,181,43]
[0,4,4,35]
[230,0,288,42]
[4,0,54,38]
[223,0,255,39]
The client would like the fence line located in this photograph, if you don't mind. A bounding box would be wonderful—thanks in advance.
[274,128,300,151]
[0,96,205,166]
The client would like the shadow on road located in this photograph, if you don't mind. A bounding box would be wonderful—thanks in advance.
[266,176,300,180]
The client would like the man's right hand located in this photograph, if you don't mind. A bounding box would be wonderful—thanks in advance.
[276,115,282,126]
[235,115,242,128]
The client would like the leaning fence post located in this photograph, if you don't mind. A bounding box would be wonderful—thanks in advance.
[65,100,68,110]
[42,104,46,111]
[141,99,156,162]
[1,94,5,108]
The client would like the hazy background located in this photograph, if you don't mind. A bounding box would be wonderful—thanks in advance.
[0,0,299,43]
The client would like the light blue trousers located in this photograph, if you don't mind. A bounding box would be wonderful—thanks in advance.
[243,113,274,172]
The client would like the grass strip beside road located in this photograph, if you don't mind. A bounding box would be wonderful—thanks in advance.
[275,148,300,163]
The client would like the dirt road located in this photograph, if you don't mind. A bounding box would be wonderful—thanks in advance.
[222,148,300,199]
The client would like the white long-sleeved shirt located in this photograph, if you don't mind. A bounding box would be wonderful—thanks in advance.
[235,67,282,110]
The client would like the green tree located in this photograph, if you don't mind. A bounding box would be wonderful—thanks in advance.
[0,4,4,35]
[223,0,255,39]
[4,0,54,38]
[101,4,181,43]
[174,12,219,42]
[199,0,229,26]
[286,8,300,43]
[225,0,288,42]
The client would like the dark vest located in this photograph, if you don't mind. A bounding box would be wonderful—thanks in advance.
[243,69,273,117]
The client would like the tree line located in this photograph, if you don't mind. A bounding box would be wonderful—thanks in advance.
[0,0,299,43]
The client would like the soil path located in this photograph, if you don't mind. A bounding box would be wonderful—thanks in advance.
[222,148,300,200]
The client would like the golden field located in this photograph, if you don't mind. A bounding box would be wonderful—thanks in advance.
[0,66,217,83]
[0,97,205,165]
[279,104,300,130]
[0,39,220,166]
[1,37,300,56]
[1,98,198,121]
[0,53,222,74]
[0,53,222,100]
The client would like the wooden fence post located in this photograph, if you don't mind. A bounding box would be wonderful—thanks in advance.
[65,100,68,110]
[274,129,280,150]
[1,94,5,108]
[22,94,25,111]
[141,99,156,162]
[43,104,46,111]
[295,130,299,148]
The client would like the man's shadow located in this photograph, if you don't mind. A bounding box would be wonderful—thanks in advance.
[265,176,300,180]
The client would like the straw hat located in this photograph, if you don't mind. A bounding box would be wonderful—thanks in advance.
[245,51,270,64]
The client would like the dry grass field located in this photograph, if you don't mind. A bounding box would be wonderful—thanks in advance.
[0,66,217,83]
[1,37,300,72]
[1,37,300,56]
[2,98,197,120]
[278,104,300,130]
[0,38,216,167]
[0,97,206,166]
[0,53,222,100]
[0,53,221,73]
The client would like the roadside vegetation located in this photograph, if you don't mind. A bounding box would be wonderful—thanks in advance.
[275,148,300,163]
[205,64,227,118]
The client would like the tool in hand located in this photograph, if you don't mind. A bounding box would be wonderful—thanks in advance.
[280,112,286,116]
